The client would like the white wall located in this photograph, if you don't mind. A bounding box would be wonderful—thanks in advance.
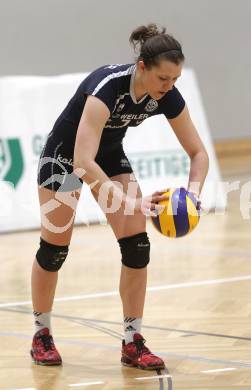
[0,0,250,140]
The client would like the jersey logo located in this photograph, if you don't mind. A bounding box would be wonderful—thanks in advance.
[117,103,125,112]
[145,99,158,112]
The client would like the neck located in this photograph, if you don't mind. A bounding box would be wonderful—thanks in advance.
[134,66,147,101]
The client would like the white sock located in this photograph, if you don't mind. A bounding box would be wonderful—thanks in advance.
[33,311,52,334]
[124,317,142,344]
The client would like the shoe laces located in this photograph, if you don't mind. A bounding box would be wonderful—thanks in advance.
[134,338,153,357]
[39,334,55,351]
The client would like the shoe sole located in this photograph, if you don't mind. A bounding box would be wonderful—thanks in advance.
[30,351,62,366]
[121,361,165,370]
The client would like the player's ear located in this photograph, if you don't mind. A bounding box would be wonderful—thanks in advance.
[138,60,146,73]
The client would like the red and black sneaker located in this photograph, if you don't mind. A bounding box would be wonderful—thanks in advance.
[121,333,165,370]
[30,327,62,366]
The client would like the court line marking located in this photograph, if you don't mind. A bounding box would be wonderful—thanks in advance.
[1,274,251,308]
[161,367,172,390]
[2,275,251,307]
[14,382,105,389]
[15,387,36,390]
[3,307,251,343]
[68,382,104,387]
[201,368,236,373]
[159,351,251,369]
[135,374,172,380]
[2,329,251,369]
[50,313,251,342]
[152,246,251,259]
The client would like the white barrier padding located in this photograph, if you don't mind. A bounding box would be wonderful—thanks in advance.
[0,69,225,232]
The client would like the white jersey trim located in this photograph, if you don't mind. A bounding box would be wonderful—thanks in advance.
[92,65,135,96]
[130,65,148,104]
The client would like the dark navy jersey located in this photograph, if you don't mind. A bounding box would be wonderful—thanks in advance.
[52,63,185,151]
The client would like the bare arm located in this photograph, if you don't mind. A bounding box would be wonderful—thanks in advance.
[73,96,165,214]
[168,105,209,197]
[74,95,111,187]
[73,96,125,208]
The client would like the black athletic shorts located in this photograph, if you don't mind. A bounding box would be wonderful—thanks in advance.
[37,132,133,192]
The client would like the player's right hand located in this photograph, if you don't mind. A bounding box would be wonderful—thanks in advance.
[126,191,169,217]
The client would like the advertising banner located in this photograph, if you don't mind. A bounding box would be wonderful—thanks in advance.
[0,69,225,232]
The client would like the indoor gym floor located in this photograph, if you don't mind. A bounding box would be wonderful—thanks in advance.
[0,149,251,390]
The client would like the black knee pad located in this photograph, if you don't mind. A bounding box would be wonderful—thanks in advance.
[118,232,150,269]
[36,238,69,272]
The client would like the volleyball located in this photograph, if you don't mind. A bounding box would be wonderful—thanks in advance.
[151,187,200,238]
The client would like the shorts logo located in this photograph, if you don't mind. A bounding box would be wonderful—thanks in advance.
[0,138,24,188]
[120,158,130,168]
[145,99,158,112]
[57,154,73,167]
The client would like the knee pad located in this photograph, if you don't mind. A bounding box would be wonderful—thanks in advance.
[36,238,69,272]
[118,232,150,269]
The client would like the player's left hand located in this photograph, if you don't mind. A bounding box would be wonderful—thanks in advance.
[186,190,201,211]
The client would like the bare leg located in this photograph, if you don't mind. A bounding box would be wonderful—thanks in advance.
[92,173,147,320]
[119,265,147,318]
[31,261,58,312]
[102,174,165,368]
[31,187,80,313]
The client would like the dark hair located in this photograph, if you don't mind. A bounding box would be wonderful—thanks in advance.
[129,23,185,68]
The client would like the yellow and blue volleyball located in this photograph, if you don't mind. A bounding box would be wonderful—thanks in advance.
[151,187,200,238]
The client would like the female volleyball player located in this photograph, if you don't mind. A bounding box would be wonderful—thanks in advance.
[31,23,209,369]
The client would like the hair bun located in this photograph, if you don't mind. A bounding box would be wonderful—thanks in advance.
[129,23,166,49]
[129,23,184,67]
[146,23,161,38]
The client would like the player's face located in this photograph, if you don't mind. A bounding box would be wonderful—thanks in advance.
[139,59,183,100]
